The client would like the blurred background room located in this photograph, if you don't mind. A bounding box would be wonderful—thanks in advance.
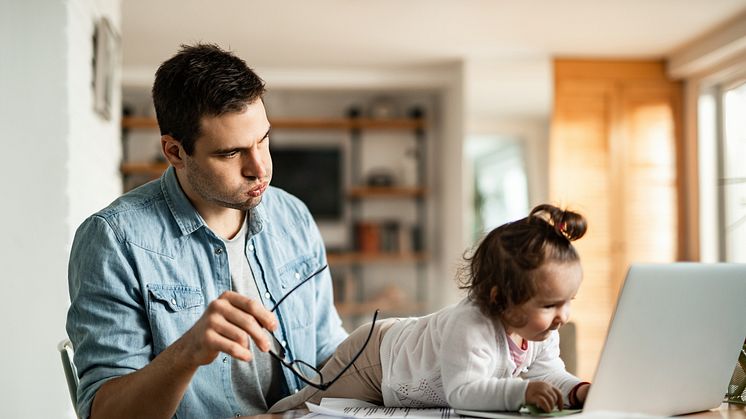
[2,1,746,417]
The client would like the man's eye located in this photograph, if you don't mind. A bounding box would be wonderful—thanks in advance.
[222,151,239,158]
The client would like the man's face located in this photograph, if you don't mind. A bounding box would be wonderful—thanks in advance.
[181,99,272,212]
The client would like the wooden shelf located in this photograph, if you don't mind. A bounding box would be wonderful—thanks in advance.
[121,116,425,131]
[121,116,159,129]
[348,186,426,198]
[327,251,428,265]
[120,162,168,176]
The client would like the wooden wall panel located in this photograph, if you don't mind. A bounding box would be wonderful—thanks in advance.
[551,60,682,380]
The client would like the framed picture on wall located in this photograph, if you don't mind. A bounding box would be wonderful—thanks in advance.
[92,17,118,120]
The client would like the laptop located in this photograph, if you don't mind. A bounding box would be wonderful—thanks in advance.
[457,263,746,418]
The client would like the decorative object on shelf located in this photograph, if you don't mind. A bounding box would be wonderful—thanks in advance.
[355,221,381,254]
[92,17,119,120]
[346,106,362,119]
[366,168,395,187]
[368,96,400,119]
[408,105,425,119]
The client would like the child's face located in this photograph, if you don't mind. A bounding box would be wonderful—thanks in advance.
[503,261,583,342]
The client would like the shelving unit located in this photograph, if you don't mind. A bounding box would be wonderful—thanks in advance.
[121,113,430,322]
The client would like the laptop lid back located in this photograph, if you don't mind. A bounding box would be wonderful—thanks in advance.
[583,263,746,416]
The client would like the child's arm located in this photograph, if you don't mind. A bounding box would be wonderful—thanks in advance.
[439,310,529,411]
[523,330,588,407]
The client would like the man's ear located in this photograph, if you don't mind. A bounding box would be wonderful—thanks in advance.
[161,135,185,169]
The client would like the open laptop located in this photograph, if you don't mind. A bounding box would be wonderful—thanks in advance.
[457,263,746,418]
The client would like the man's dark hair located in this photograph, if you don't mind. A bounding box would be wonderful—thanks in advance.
[152,43,266,155]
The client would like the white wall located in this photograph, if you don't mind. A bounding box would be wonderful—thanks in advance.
[0,0,121,417]
[67,0,124,231]
[464,56,552,211]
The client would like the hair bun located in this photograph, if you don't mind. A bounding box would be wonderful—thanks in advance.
[529,204,587,241]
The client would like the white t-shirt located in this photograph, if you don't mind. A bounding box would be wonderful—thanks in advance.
[379,298,581,410]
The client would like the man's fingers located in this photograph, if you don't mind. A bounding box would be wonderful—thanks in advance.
[207,329,253,361]
[213,292,276,351]
[222,306,273,352]
[209,313,251,348]
[222,291,278,331]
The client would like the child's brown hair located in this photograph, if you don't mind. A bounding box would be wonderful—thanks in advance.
[458,204,587,318]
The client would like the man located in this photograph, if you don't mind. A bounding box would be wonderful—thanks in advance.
[66,43,347,418]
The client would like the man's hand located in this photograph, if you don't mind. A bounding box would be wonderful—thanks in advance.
[90,292,278,419]
[525,381,563,413]
[177,291,278,367]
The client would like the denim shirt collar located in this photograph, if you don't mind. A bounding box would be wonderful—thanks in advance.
[160,166,266,237]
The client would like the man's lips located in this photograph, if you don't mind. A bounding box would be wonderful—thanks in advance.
[248,182,268,197]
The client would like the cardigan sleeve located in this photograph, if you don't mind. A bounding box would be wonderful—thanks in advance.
[522,330,583,407]
[440,307,528,411]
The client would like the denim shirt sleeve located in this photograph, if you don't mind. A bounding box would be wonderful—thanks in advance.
[66,215,151,419]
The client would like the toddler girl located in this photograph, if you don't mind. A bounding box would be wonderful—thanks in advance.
[269,204,591,413]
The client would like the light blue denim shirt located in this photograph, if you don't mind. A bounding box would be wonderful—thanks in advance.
[66,167,347,419]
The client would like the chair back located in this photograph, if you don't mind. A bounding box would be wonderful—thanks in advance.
[58,339,80,418]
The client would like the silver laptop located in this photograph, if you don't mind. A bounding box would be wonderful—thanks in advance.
[583,263,746,416]
[457,263,746,418]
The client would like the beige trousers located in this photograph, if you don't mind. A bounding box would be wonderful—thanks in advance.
[268,318,398,413]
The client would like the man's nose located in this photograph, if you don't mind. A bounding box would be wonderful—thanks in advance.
[242,150,267,180]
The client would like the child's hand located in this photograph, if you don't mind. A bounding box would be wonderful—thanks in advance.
[525,381,563,413]
[575,383,590,405]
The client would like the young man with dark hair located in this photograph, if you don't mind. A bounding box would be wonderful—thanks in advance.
[67,43,347,418]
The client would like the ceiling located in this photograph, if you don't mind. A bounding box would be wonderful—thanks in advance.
[122,0,746,71]
[121,1,746,118]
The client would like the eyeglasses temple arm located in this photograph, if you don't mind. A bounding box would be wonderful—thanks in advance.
[321,309,380,389]
[270,264,328,312]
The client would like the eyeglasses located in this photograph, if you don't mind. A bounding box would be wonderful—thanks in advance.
[267,264,379,390]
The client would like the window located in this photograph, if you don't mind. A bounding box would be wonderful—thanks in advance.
[698,77,746,262]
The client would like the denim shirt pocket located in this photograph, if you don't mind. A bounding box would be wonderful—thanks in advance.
[277,255,319,328]
[146,284,205,353]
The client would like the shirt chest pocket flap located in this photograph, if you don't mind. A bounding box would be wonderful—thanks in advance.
[146,284,205,351]
[147,284,204,313]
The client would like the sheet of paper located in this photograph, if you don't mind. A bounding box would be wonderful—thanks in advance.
[305,398,455,418]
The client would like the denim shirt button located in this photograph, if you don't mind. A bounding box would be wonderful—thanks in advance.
[222,357,228,363]
[294,272,300,279]
[215,248,223,255]
[264,292,271,299]
[170,298,177,305]
[281,340,287,347]
[248,244,255,252]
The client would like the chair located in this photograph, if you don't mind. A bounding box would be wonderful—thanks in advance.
[558,322,577,375]
[58,338,80,418]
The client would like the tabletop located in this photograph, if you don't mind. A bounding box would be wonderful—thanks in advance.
[239,403,746,419]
